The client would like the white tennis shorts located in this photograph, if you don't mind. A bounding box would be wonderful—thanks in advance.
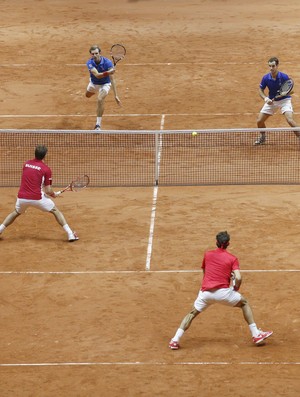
[260,97,293,115]
[194,288,242,312]
[86,81,111,94]
[16,194,55,214]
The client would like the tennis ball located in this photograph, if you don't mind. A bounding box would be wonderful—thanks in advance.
[192,131,198,137]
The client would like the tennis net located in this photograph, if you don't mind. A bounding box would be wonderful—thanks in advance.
[1,128,300,187]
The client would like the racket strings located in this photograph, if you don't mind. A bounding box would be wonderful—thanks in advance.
[111,45,126,61]
[72,175,90,191]
[279,79,293,95]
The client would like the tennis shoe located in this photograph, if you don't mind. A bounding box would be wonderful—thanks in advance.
[254,136,266,145]
[169,340,180,350]
[69,231,79,242]
[252,330,273,345]
[94,124,101,131]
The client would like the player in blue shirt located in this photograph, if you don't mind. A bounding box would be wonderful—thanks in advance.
[255,57,299,145]
[85,45,121,131]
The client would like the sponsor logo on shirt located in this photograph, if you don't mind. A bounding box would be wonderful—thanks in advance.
[25,164,41,171]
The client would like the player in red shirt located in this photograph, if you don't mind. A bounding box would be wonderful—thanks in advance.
[0,145,78,242]
[169,231,272,349]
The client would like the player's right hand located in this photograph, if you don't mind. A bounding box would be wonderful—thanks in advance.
[264,97,273,105]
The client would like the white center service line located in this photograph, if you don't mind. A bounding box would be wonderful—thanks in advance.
[145,115,165,271]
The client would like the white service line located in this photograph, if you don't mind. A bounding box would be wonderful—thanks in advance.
[0,361,298,367]
[2,111,299,118]
[0,269,298,275]
[0,112,258,117]
[0,62,264,67]
[145,115,165,271]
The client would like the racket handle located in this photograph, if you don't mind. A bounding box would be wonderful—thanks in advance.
[56,185,70,196]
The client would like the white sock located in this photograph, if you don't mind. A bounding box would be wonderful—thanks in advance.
[96,117,102,126]
[63,224,73,237]
[249,323,259,337]
[172,328,185,342]
[0,224,6,233]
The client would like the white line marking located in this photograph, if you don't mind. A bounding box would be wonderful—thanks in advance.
[145,115,165,270]
[145,188,158,271]
[1,112,300,118]
[159,115,165,132]
[1,62,294,67]
[0,63,253,67]
[0,361,298,367]
[0,112,258,117]
[0,269,298,275]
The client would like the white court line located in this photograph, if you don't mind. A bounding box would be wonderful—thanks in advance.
[0,269,298,275]
[1,112,300,118]
[0,112,258,117]
[0,361,298,367]
[145,115,165,270]
[0,62,262,67]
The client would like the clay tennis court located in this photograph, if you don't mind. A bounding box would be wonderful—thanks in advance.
[0,0,299,396]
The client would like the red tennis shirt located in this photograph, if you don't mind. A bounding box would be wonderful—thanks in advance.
[201,248,240,291]
[18,158,52,200]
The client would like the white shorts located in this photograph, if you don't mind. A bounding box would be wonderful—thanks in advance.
[86,81,111,94]
[16,194,55,214]
[194,288,242,312]
[260,97,293,115]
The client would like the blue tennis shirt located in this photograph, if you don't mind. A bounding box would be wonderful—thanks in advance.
[260,71,291,101]
[86,56,113,85]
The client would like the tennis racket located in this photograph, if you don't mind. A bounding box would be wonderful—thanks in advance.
[110,44,126,66]
[274,78,294,99]
[56,175,90,196]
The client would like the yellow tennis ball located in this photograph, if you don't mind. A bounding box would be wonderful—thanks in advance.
[192,131,198,137]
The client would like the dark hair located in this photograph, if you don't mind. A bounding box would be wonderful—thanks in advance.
[89,45,101,54]
[216,231,230,249]
[268,57,279,65]
[35,145,48,160]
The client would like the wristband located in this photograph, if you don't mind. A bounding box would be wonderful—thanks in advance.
[264,97,270,103]
[50,191,60,198]
[102,71,109,77]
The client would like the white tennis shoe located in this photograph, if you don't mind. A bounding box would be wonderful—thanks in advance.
[69,231,79,242]
[254,135,266,145]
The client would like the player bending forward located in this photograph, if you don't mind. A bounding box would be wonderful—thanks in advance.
[85,45,121,131]
[169,231,272,350]
[0,145,78,242]
[255,56,299,145]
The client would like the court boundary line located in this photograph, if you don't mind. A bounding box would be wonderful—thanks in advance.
[0,269,298,275]
[0,361,298,367]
